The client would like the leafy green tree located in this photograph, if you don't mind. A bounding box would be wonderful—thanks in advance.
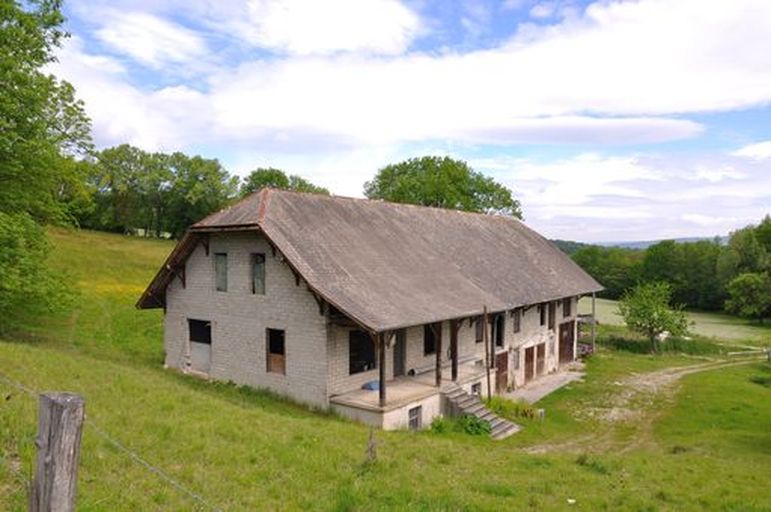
[364,156,522,218]
[755,215,771,254]
[571,246,642,299]
[0,0,92,223]
[165,153,239,238]
[618,282,688,353]
[0,212,72,333]
[0,0,87,332]
[725,273,771,323]
[239,167,329,197]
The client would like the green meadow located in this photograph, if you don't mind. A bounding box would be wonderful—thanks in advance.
[1,229,769,510]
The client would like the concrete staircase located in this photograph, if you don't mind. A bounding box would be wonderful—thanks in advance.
[443,385,520,440]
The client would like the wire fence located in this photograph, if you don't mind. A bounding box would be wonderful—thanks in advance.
[0,370,223,512]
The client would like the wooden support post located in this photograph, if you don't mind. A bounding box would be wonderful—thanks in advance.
[31,392,85,512]
[592,292,597,353]
[434,322,443,387]
[378,333,386,407]
[483,307,492,401]
[450,319,459,382]
[489,314,496,370]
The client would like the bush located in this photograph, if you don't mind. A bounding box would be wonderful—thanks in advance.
[429,416,451,434]
[456,414,491,435]
[598,333,726,356]
[0,213,73,333]
[485,396,536,421]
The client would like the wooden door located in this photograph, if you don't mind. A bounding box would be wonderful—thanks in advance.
[525,347,535,382]
[536,343,545,375]
[559,321,575,364]
[393,329,406,377]
[495,352,508,392]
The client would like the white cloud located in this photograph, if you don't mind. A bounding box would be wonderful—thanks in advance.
[691,166,746,183]
[732,140,771,161]
[95,11,208,68]
[530,2,558,19]
[234,0,422,55]
[57,0,771,149]
[52,37,209,150]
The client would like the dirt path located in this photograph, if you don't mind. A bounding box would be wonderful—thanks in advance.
[523,356,763,454]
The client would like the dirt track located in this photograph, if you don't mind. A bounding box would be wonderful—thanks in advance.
[523,356,764,454]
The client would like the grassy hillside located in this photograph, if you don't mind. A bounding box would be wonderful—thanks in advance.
[1,229,770,510]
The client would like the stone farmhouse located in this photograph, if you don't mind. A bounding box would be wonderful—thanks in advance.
[138,188,602,436]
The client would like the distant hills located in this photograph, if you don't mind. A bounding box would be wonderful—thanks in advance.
[551,236,728,254]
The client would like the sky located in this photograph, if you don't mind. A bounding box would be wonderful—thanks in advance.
[51,0,771,242]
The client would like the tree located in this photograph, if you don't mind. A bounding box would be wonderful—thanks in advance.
[0,0,92,223]
[363,156,522,218]
[618,282,688,353]
[725,273,771,323]
[0,0,88,332]
[239,168,329,197]
[571,245,642,299]
[0,212,72,333]
[165,153,239,238]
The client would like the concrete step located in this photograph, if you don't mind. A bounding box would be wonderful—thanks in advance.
[464,402,486,415]
[489,417,505,430]
[457,395,479,409]
[491,422,521,440]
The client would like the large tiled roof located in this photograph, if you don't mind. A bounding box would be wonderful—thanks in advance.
[138,188,602,331]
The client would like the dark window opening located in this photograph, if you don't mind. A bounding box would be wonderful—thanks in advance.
[539,304,546,326]
[513,308,521,333]
[471,382,482,396]
[548,302,556,330]
[214,253,228,292]
[424,324,438,355]
[267,328,285,374]
[188,319,211,344]
[408,406,422,430]
[349,330,376,375]
[252,253,265,295]
[563,297,572,317]
[475,317,483,343]
[494,314,505,347]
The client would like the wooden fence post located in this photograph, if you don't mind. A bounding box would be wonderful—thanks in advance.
[30,392,85,512]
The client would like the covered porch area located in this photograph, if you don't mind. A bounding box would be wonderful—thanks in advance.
[330,359,488,429]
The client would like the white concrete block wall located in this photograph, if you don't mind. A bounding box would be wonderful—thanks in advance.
[164,232,329,407]
[327,325,395,395]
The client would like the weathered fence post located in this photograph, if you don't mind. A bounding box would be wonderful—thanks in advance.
[30,392,85,512]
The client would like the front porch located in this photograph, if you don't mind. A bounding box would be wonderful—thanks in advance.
[330,359,487,413]
[329,360,489,429]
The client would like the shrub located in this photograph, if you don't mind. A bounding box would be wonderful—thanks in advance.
[456,414,491,435]
[485,396,536,420]
[0,213,73,333]
[429,416,451,434]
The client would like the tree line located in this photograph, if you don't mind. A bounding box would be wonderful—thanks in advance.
[571,218,771,321]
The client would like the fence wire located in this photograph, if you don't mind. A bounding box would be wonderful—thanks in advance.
[0,370,223,512]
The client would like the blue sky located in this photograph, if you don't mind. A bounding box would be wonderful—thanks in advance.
[52,0,771,242]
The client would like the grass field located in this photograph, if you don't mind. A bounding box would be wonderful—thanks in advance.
[1,229,770,510]
[579,297,771,345]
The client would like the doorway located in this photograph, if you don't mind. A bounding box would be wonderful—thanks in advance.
[536,343,546,376]
[495,351,508,392]
[559,321,576,364]
[393,329,406,377]
[188,318,211,374]
[525,346,535,382]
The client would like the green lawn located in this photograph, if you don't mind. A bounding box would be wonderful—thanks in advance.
[1,229,770,510]
[579,297,771,346]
